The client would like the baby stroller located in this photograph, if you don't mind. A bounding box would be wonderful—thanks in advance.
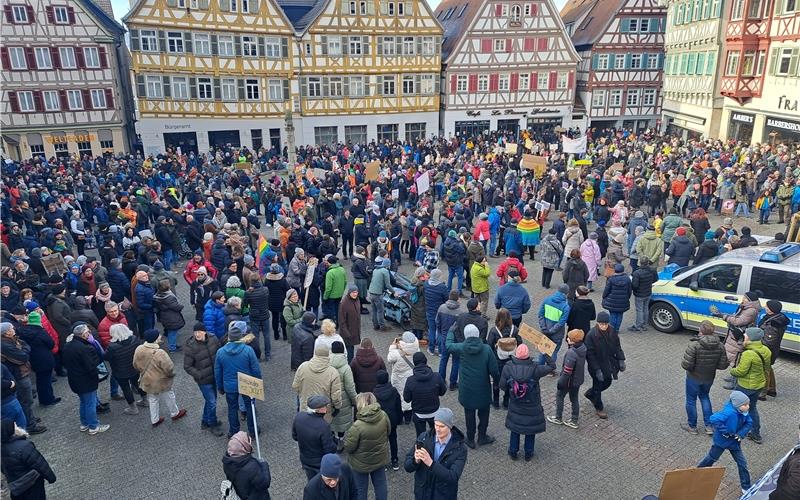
[383,271,414,328]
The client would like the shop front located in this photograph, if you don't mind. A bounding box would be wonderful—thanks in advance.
[728,112,755,142]
[763,116,800,145]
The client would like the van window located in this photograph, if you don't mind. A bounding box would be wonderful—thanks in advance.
[750,268,800,304]
[677,264,741,293]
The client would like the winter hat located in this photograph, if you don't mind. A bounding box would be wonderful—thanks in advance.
[745,327,764,342]
[376,369,389,385]
[557,283,570,295]
[576,285,590,296]
[589,232,598,240]
[676,227,686,236]
[143,328,160,343]
[464,324,479,339]
[705,230,716,240]
[231,321,247,335]
[379,230,388,238]
[723,217,733,228]
[567,329,585,343]
[320,454,342,478]
[269,263,281,274]
[227,327,244,342]
[447,229,457,238]
[286,289,298,300]
[412,351,427,366]
[153,260,164,270]
[347,283,359,294]
[729,391,749,409]
[466,298,479,311]
[243,255,254,266]
[515,344,530,359]
[766,300,782,313]
[301,311,316,326]
[402,331,417,343]
[331,341,345,354]
[51,283,66,295]
[25,301,39,312]
[614,264,624,273]
[744,291,760,302]
[307,394,331,410]
[226,275,241,288]
[596,311,610,323]
[193,322,206,331]
[432,407,454,429]
[314,344,330,357]
[507,268,520,279]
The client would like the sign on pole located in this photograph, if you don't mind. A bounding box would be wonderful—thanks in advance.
[518,323,556,356]
[237,372,265,401]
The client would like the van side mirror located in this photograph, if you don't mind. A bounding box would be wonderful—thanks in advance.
[689,281,699,292]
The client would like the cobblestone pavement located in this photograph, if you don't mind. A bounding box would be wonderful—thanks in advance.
[31,213,799,500]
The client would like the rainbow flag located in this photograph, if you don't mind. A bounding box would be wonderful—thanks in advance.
[517,218,541,246]
[256,234,269,276]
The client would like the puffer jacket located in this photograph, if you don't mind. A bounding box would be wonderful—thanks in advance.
[291,322,317,371]
[681,335,728,383]
[759,312,789,363]
[203,300,226,339]
[537,291,570,339]
[722,298,761,365]
[183,334,219,386]
[424,280,449,316]
[214,341,261,393]
[153,290,186,331]
[264,273,288,311]
[499,356,553,435]
[292,411,337,471]
[661,214,683,243]
[666,235,694,267]
[283,298,305,337]
[343,402,391,473]
[292,353,343,417]
[403,363,447,415]
[442,236,466,267]
[709,401,752,450]
[561,225,584,259]
[445,335,499,410]
[539,233,563,270]
[630,266,659,298]
[585,325,625,381]
[222,453,271,500]
[387,339,419,411]
[494,281,531,320]
[350,347,386,393]
[730,340,771,390]
[286,256,307,290]
[635,230,664,266]
[245,282,270,321]
[104,336,142,380]
[134,282,155,313]
[602,272,632,312]
[557,342,587,390]
[329,351,357,434]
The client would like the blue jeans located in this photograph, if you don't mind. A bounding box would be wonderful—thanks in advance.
[685,377,713,428]
[1,398,27,429]
[322,298,340,323]
[198,383,218,426]
[79,391,99,429]
[250,318,271,359]
[698,445,751,489]
[369,293,384,329]
[538,337,562,365]
[736,385,761,437]
[489,233,498,255]
[352,468,388,500]
[426,312,437,349]
[608,311,623,333]
[634,296,649,329]
[110,376,119,398]
[438,336,460,387]
[165,329,179,351]
[509,432,535,456]
[163,248,174,270]
[734,202,750,217]
[225,392,254,436]
[447,265,464,293]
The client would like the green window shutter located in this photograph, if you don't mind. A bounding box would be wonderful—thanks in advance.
[620,19,629,32]
[167,0,177,6]
[657,52,664,69]
[625,53,632,69]
[219,0,228,12]
[592,53,599,69]
[258,36,265,57]
[184,32,193,53]
[789,48,800,75]
[136,75,146,98]
[283,79,290,100]
[158,30,166,52]
[213,78,221,100]
[234,37,241,56]
[363,36,370,55]
[130,29,140,51]
[189,77,197,99]
[768,47,779,75]
[238,79,245,100]
[211,34,218,55]
[162,76,171,97]
[706,51,716,75]
[320,36,328,56]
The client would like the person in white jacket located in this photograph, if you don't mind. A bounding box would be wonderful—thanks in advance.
[387,331,420,425]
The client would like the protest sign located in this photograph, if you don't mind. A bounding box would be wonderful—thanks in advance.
[365,160,381,181]
[610,162,624,173]
[525,138,534,150]
[506,143,518,155]
[234,162,252,170]
[391,188,399,199]
[41,253,66,277]
[416,172,430,195]
[549,143,559,151]
[657,467,724,500]
[522,154,547,177]
[721,199,735,215]
[562,136,587,154]
[644,144,655,154]
[237,372,265,401]
[518,323,556,356]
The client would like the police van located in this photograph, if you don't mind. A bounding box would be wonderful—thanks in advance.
[648,243,800,354]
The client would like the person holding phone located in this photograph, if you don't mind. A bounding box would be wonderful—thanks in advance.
[404,407,467,500]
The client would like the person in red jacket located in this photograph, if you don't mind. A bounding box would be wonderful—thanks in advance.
[495,253,528,285]
[97,301,128,350]
[473,213,490,253]
[183,251,218,285]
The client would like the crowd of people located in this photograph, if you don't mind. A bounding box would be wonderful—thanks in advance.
[1,125,798,499]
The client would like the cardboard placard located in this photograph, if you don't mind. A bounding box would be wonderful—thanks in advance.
[391,188,399,199]
[365,160,381,181]
[657,467,725,500]
[506,143,518,155]
[567,168,580,180]
[522,155,548,177]
[549,143,559,151]
[575,159,592,166]
[610,162,624,173]
[41,253,66,277]
[518,323,556,356]
[644,144,655,154]
[304,261,318,289]
[313,168,328,179]
[234,162,252,170]
[721,199,735,215]
[525,138,534,150]
[416,172,430,195]
[237,372,265,401]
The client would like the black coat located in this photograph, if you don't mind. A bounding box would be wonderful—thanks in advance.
[17,325,55,372]
[630,266,659,298]
[153,291,186,331]
[693,240,719,265]
[585,325,625,380]
[107,268,131,302]
[303,463,358,500]
[291,411,337,470]
[601,273,632,312]
[666,235,694,267]
[403,364,447,415]
[566,297,596,334]
[452,311,489,343]
[373,381,403,428]
[291,323,317,371]
[222,453,271,500]
[1,436,56,500]
[264,274,288,311]
[499,357,553,435]
[404,426,468,500]
[61,335,100,395]
[104,336,142,380]
[245,284,270,321]
[1,337,31,380]
[183,334,219,385]
[557,342,587,390]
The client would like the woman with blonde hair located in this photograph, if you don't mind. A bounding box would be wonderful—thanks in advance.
[104,324,145,414]
[343,392,391,500]
[315,318,344,352]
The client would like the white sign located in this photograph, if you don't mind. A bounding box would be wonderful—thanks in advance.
[562,136,587,154]
[416,172,430,195]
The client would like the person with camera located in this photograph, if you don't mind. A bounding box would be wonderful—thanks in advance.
[404,407,467,500]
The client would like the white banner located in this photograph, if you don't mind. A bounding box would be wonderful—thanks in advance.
[562,136,587,155]
[416,172,430,195]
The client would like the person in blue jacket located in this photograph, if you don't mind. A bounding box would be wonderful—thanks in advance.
[215,325,262,438]
[503,220,524,260]
[488,206,501,257]
[203,291,227,340]
[537,284,571,364]
[697,390,753,493]
[494,269,531,327]
[423,269,449,352]
[134,271,155,333]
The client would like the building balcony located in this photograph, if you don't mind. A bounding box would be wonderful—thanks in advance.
[719,74,763,103]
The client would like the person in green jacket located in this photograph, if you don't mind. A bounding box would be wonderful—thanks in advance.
[343,392,391,500]
[283,289,305,342]
[225,276,249,317]
[635,225,663,269]
[322,256,347,323]
[470,256,491,314]
[368,257,394,331]
[730,327,771,444]
[661,208,684,251]
[446,324,499,449]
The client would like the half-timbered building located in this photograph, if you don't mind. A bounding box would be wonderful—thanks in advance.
[660,0,726,139]
[435,0,581,138]
[561,0,666,131]
[124,0,295,155]
[718,0,800,144]
[1,0,135,160]
[279,0,442,145]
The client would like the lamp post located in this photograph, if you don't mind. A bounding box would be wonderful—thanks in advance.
[284,99,296,166]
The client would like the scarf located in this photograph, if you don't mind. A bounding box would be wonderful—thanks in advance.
[95,287,112,303]
[80,274,97,295]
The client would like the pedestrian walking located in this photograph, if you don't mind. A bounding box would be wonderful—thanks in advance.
[537,284,571,363]
[133,329,187,428]
[350,338,386,394]
[246,279,271,361]
[566,286,596,334]
[584,312,626,419]
[60,323,108,435]
[404,351,447,438]
[547,329,587,429]
[696,391,753,494]
[367,257,393,332]
[561,249,589,301]
[264,264,289,341]
[338,285,362,362]
[680,321,728,435]
[293,345,343,419]
[153,279,185,352]
[713,292,761,389]
[424,269,449,352]
[329,341,357,436]
[387,331,420,424]
[292,312,318,371]
[539,227,563,289]
[494,269,531,327]
[183,322,223,436]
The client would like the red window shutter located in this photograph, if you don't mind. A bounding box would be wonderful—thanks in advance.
[81,89,91,109]
[510,73,519,91]
[450,74,457,93]
[75,47,85,68]
[531,3,537,15]
[45,6,54,23]
[568,71,575,89]
[489,74,499,92]
[3,5,13,23]
[537,38,548,51]
[548,71,557,90]
[67,7,76,24]
[58,89,68,109]
[50,46,61,69]
[104,88,114,109]
[26,5,34,24]
[495,4,502,16]
[481,39,492,53]
[33,91,43,112]
[530,72,537,89]
[0,47,10,70]
[99,47,109,68]
[24,47,36,68]
[8,91,20,112]
[468,74,478,92]
[524,38,534,51]
[506,38,513,52]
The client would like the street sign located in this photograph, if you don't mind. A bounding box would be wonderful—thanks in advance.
[237,372,265,401]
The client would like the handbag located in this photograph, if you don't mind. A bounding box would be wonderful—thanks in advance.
[495,326,518,360]
[9,469,40,496]
[219,479,241,500]
[97,361,109,382]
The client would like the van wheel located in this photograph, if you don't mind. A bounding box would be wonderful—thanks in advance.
[650,302,681,333]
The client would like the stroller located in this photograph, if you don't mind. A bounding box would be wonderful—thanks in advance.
[383,271,415,328]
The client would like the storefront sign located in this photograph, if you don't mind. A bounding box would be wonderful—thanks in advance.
[46,134,96,144]
[766,117,800,133]
[731,112,754,124]
[165,124,192,130]
[778,95,799,112]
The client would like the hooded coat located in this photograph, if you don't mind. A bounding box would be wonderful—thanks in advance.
[561,225,584,261]
[635,230,663,266]
[282,297,305,337]
[585,325,625,381]
[343,402,391,473]
[1,429,57,500]
[183,333,219,386]
[387,339,420,411]
[264,272,288,312]
[104,335,142,380]
[445,335,499,410]
[350,347,386,393]
[499,356,553,435]
[290,321,317,371]
[602,272,632,312]
[579,239,602,282]
[722,298,761,365]
[539,233,564,270]
[292,353,343,417]
[292,410,337,471]
[153,290,186,331]
[222,452,271,500]
[666,235,694,267]
[329,351,357,434]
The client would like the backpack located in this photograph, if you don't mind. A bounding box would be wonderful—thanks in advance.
[509,376,533,400]
[495,326,518,360]
[409,283,421,304]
